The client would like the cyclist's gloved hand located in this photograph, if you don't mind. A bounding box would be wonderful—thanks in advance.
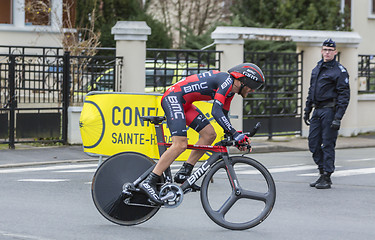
[234,133,248,143]
[233,132,251,151]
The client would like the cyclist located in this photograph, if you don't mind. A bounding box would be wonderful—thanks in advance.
[140,63,265,204]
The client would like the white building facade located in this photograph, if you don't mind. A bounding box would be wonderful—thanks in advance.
[0,0,73,49]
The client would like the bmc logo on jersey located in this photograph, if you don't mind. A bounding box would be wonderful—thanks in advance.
[167,96,184,120]
[183,82,208,93]
[221,77,232,89]
[220,116,232,131]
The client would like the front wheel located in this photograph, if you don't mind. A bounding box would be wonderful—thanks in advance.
[200,156,276,230]
[91,152,161,226]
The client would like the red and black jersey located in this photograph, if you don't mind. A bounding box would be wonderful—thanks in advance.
[161,70,237,136]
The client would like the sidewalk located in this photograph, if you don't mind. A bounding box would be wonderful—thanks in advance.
[1,134,375,168]
[0,145,96,168]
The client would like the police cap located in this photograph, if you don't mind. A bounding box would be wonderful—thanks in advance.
[322,38,336,48]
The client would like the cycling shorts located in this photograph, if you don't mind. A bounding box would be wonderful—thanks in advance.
[161,95,210,137]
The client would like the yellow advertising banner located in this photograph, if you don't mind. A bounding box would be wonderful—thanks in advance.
[79,92,224,160]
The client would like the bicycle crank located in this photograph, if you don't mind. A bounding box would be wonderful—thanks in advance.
[159,183,184,208]
[123,198,159,208]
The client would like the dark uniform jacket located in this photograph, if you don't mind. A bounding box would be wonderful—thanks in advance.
[305,58,350,120]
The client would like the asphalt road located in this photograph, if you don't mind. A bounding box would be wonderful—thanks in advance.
[1,147,375,240]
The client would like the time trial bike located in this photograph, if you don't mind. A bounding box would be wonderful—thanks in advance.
[91,116,276,230]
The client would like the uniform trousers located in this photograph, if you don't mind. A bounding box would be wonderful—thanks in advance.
[308,107,338,173]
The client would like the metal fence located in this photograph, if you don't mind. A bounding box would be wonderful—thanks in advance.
[0,46,122,148]
[358,55,375,93]
[0,53,68,147]
[69,55,123,103]
[0,45,66,56]
[145,48,222,93]
[244,51,303,138]
[0,46,123,104]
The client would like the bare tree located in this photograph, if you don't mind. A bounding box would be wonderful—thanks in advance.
[61,1,101,56]
[23,0,101,55]
[147,0,232,47]
[24,0,101,101]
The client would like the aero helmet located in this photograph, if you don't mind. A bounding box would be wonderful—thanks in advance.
[228,63,265,90]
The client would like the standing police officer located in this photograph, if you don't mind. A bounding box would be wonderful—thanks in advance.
[304,39,350,189]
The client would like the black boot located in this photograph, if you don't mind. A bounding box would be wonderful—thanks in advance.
[139,172,163,205]
[310,175,323,187]
[315,172,332,189]
[309,169,324,187]
[174,162,194,184]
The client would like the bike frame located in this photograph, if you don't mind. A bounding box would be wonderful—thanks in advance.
[133,118,241,195]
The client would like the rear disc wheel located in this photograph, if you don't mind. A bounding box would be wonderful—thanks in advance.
[91,152,161,225]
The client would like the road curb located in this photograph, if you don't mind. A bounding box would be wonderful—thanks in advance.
[0,159,98,169]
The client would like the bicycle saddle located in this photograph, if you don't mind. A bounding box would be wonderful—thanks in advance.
[140,116,166,124]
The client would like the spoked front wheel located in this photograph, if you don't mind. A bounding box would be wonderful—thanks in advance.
[91,152,161,226]
[200,156,276,230]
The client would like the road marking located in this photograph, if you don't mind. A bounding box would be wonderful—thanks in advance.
[0,163,97,174]
[235,165,318,175]
[18,179,69,182]
[299,167,375,177]
[269,165,318,173]
[55,169,96,173]
[0,159,96,168]
[346,158,375,162]
[0,230,52,240]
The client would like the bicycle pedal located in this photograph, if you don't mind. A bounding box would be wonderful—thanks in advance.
[122,191,133,198]
[184,183,200,193]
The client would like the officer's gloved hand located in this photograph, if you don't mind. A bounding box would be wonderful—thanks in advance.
[303,112,311,126]
[331,119,341,130]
